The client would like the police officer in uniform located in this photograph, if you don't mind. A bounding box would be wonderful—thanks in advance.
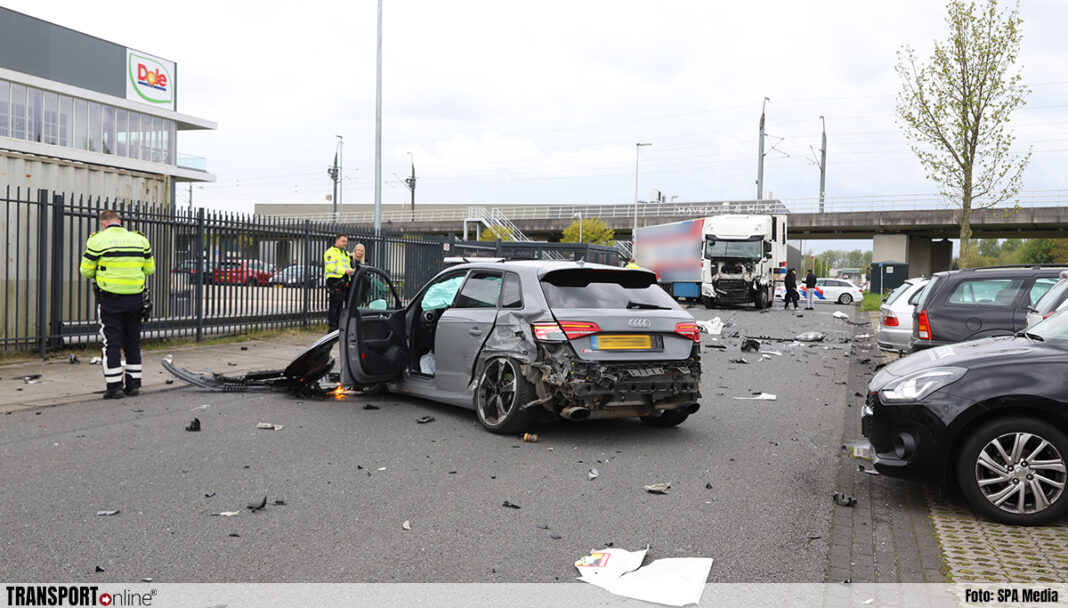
[79,210,155,399]
[324,235,355,332]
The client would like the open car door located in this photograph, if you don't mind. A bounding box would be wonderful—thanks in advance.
[340,266,408,386]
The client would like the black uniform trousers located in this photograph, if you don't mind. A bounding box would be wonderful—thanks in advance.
[97,292,144,392]
[326,277,349,332]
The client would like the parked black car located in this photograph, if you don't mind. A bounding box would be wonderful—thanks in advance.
[863,311,1068,525]
[269,265,324,288]
[910,265,1068,352]
[173,259,216,284]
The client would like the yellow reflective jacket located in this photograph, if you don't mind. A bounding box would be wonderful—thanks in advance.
[323,245,353,279]
[79,225,155,294]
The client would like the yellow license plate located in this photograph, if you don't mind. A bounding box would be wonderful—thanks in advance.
[592,334,652,350]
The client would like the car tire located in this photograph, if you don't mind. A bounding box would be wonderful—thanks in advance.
[703,296,715,309]
[475,357,535,434]
[838,293,854,305]
[956,416,1068,525]
[640,409,689,427]
[754,289,768,309]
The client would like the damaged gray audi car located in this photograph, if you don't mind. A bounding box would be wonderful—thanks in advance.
[340,261,702,433]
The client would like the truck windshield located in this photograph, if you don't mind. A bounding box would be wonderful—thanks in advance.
[704,239,762,259]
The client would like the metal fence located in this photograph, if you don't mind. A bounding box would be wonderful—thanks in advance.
[446,238,622,266]
[1,187,446,355]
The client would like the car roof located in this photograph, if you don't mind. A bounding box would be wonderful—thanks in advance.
[440,260,636,278]
[933,264,1068,278]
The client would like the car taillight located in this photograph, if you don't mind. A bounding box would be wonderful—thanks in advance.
[558,321,601,340]
[882,311,899,327]
[533,323,567,342]
[674,321,700,343]
[917,310,931,340]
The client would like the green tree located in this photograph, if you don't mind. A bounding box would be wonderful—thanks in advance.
[1051,239,1068,264]
[479,226,515,242]
[1018,238,1056,264]
[895,0,1031,267]
[561,217,615,245]
[977,239,1002,257]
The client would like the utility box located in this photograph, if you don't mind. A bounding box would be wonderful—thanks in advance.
[871,261,908,293]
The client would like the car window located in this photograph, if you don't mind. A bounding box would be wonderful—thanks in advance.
[914,275,940,310]
[353,269,398,310]
[946,278,1023,307]
[540,269,679,309]
[1035,279,1068,313]
[884,281,913,306]
[455,272,503,308]
[1029,277,1059,307]
[421,274,466,310]
[907,283,927,306]
[501,273,522,308]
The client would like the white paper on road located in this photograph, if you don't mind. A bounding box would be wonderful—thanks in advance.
[696,317,723,336]
[733,393,777,401]
[575,548,713,607]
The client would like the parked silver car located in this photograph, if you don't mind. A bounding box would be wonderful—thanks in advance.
[876,278,929,353]
[1025,270,1068,328]
[339,261,703,433]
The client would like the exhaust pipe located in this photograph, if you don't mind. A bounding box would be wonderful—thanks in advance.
[561,406,591,421]
[686,402,701,414]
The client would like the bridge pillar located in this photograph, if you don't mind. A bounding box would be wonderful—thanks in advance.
[931,239,953,274]
[907,236,931,277]
[873,234,954,278]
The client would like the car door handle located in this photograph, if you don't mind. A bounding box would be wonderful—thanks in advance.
[469,327,483,336]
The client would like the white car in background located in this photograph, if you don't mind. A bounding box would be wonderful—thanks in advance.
[799,278,864,305]
[1026,271,1068,328]
[876,277,929,353]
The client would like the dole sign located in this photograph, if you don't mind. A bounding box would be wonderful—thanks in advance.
[126,49,175,110]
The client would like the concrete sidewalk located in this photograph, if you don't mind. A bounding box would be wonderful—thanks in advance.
[0,329,331,414]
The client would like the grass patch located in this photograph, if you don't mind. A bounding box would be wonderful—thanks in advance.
[861,291,884,312]
[0,325,328,366]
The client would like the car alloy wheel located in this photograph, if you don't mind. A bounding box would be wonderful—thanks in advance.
[838,293,853,305]
[958,417,1068,525]
[475,357,534,434]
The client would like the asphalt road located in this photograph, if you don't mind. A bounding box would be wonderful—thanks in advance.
[0,302,869,583]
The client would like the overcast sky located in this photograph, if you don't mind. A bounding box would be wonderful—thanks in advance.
[7,0,1068,250]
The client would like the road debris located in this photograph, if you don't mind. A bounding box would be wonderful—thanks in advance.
[795,331,826,342]
[588,468,599,481]
[522,432,538,443]
[229,533,240,537]
[502,500,521,509]
[227,362,237,366]
[21,374,41,384]
[140,578,152,583]
[256,422,284,430]
[402,520,412,531]
[205,493,215,498]
[89,357,101,365]
[704,343,727,350]
[95,566,105,573]
[740,338,761,352]
[550,533,562,540]
[733,393,777,401]
[416,415,435,424]
[191,404,211,411]
[185,417,201,432]
[727,358,748,364]
[248,496,267,512]
[644,482,671,494]
[575,547,713,607]
[363,403,380,410]
[833,492,857,507]
[240,346,249,350]
[211,511,240,517]
[537,524,549,530]
[696,318,723,336]
[95,510,120,516]
[69,354,80,364]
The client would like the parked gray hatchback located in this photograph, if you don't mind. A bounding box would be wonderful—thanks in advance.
[340,261,702,433]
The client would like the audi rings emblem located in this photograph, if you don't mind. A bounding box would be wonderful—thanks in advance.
[628,318,651,327]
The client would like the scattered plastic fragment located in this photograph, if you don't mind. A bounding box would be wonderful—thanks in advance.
[212,511,240,517]
[96,510,120,516]
[227,362,237,366]
[550,534,562,540]
[240,346,249,351]
[416,415,435,424]
[274,499,286,505]
[588,468,599,481]
[191,404,211,411]
[229,533,240,537]
[575,547,713,607]
[402,520,412,531]
[728,358,748,364]
[733,393,777,401]
[89,356,101,365]
[696,317,723,336]
[248,496,267,512]
[855,333,873,339]
[22,374,41,384]
[740,338,761,352]
[833,492,857,507]
[69,354,80,364]
[95,566,105,573]
[502,500,521,509]
[363,403,380,410]
[705,483,713,489]
[141,578,153,583]
[764,350,782,356]
[704,344,727,350]
[644,482,671,494]
[185,417,201,432]
[537,524,549,530]
[256,422,284,430]
[795,332,826,342]
[205,493,215,498]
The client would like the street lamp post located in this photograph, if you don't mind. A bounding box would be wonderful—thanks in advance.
[632,142,652,250]
[573,211,583,243]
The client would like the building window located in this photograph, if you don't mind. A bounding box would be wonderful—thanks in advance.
[140,113,151,161]
[11,84,26,140]
[103,106,115,155]
[126,111,139,159]
[165,119,175,164]
[115,108,127,157]
[0,80,8,138]
[73,98,87,150]
[43,92,58,145]
[28,88,42,143]
[58,95,72,147]
[88,102,102,153]
[152,116,163,163]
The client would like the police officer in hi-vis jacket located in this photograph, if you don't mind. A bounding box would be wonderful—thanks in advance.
[79,210,155,399]
[324,235,355,332]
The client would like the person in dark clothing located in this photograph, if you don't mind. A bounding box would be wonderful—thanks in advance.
[804,270,818,309]
[784,268,799,310]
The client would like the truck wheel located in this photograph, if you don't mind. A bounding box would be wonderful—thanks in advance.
[703,296,715,309]
[754,290,768,309]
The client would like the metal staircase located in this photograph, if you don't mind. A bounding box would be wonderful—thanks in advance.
[464,207,566,260]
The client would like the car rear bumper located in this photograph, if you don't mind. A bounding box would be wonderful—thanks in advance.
[876,326,912,352]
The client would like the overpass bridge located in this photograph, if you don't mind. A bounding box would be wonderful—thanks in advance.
[257,190,1068,277]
